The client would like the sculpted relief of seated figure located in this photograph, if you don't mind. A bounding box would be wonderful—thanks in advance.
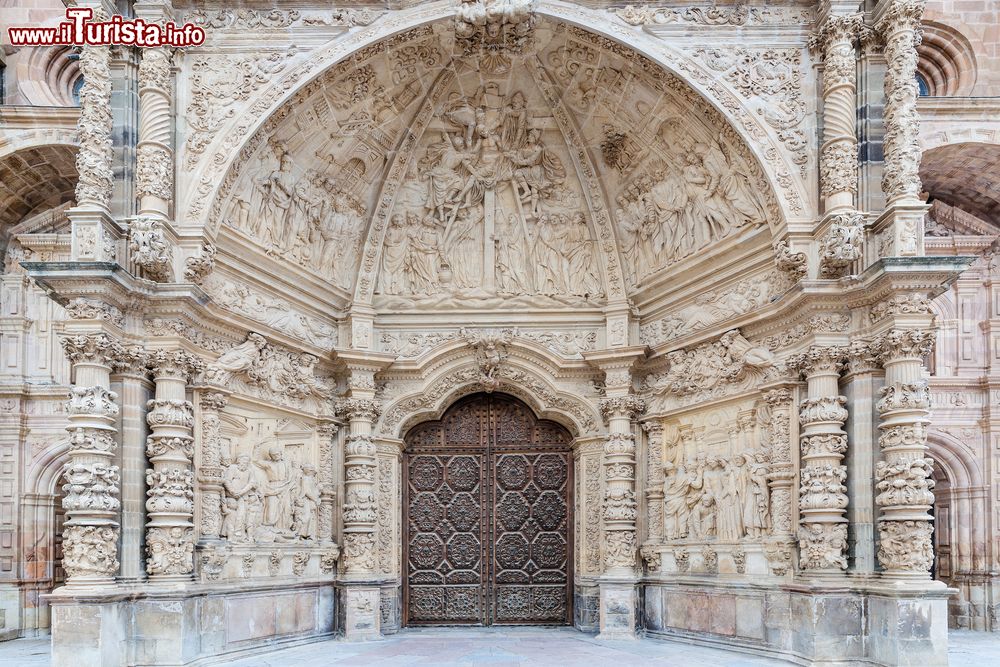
[662,449,772,545]
[221,440,321,544]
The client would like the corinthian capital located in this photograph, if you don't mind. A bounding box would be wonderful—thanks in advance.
[61,333,121,366]
[876,0,926,34]
[873,329,935,363]
[337,398,382,422]
[147,348,204,380]
[788,346,847,378]
[600,396,645,422]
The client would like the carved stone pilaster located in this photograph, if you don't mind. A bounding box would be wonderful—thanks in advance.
[762,387,796,540]
[317,421,339,544]
[338,398,381,577]
[873,329,937,580]
[876,0,925,206]
[599,396,644,576]
[810,13,863,210]
[59,334,122,586]
[642,421,664,547]
[789,347,849,572]
[196,391,229,543]
[145,350,203,579]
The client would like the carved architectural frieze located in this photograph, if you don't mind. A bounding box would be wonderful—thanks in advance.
[611,4,813,26]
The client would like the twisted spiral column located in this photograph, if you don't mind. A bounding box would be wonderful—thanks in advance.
[137,48,174,219]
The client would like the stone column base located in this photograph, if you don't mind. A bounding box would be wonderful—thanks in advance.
[336,582,382,641]
[597,578,638,640]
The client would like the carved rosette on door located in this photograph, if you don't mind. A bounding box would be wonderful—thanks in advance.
[403,394,572,626]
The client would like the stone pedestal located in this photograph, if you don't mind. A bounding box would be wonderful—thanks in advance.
[50,595,128,667]
[868,592,950,666]
[336,583,382,641]
[597,578,638,640]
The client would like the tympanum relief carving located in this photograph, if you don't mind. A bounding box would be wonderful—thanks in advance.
[211,21,778,306]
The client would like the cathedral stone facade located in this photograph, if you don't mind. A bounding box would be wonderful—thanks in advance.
[0,0,998,665]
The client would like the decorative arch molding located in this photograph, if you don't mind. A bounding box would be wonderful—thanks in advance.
[377,345,602,440]
[916,21,978,97]
[926,430,983,490]
[188,0,800,254]
[25,440,71,500]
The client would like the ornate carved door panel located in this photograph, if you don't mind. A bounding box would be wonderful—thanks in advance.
[404,394,572,626]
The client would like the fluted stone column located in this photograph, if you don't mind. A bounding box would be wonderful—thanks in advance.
[144,350,202,581]
[762,386,797,542]
[872,0,928,258]
[196,391,229,544]
[812,12,866,278]
[59,334,122,587]
[873,330,937,581]
[110,346,152,581]
[843,342,882,574]
[791,347,850,574]
[640,421,664,573]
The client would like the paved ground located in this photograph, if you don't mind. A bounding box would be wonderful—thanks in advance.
[2,626,999,666]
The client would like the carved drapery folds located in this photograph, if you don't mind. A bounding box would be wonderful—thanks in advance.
[59,334,123,584]
[75,44,114,211]
[145,350,203,578]
[790,347,849,572]
[873,329,936,577]
[338,398,381,576]
[810,13,862,209]
[877,0,926,205]
[600,396,645,575]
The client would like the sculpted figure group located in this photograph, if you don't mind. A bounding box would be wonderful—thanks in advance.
[378,85,602,301]
[616,119,767,285]
[221,442,322,543]
[227,140,366,290]
[662,450,772,543]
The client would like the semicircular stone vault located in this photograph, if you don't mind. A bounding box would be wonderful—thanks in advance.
[216,18,777,310]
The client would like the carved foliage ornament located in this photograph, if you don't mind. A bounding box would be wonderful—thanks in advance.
[129,217,174,282]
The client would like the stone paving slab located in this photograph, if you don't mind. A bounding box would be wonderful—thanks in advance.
[2,626,1000,666]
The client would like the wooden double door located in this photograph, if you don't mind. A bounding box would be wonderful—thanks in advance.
[403,393,573,626]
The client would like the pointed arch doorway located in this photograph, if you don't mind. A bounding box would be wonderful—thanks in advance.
[403,393,574,626]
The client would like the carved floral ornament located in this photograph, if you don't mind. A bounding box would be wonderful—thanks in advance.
[194,9,788,306]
